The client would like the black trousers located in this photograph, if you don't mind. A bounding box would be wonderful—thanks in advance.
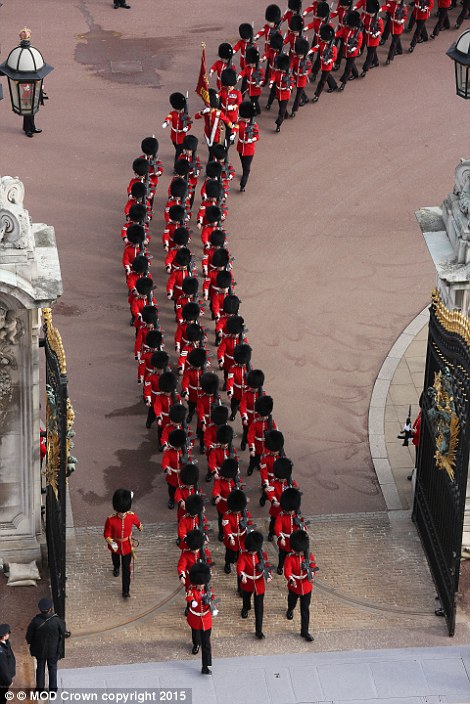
[112,552,132,594]
[288,590,311,635]
[334,39,344,69]
[35,656,59,691]
[187,400,196,422]
[225,547,239,566]
[250,95,261,115]
[173,143,184,170]
[310,54,321,81]
[410,19,428,46]
[362,46,378,72]
[277,548,289,571]
[230,396,240,419]
[387,34,403,60]
[292,87,308,113]
[268,515,276,538]
[381,12,391,42]
[192,627,212,667]
[242,591,264,633]
[315,70,337,97]
[23,114,37,134]
[432,6,450,34]
[248,453,261,473]
[340,57,359,84]
[456,0,470,26]
[239,154,254,188]
[275,99,289,127]
[267,83,276,107]
[167,483,176,503]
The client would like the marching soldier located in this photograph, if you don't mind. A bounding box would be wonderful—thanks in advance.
[408,0,434,51]
[175,463,200,521]
[361,0,383,75]
[290,38,312,116]
[238,47,265,115]
[255,4,283,84]
[222,489,252,574]
[103,489,142,599]
[153,371,181,448]
[181,347,207,423]
[260,429,287,513]
[269,53,294,132]
[185,562,216,675]
[239,369,266,451]
[237,530,272,639]
[284,529,317,641]
[338,10,363,90]
[233,23,257,74]
[195,90,235,160]
[197,372,221,454]
[178,528,208,589]
[207,424,238,482]
[137,328,163,387]
[274,485,304,573]
[178,494,207,548]
[162,93,192,169]
[217,315,248,384]
[330,0,353,70]
[218,68,243,147]
[311,24,338,100]
[247,395,277,476]
[227,343,252,421]
[210,43,236,91]
[162,204,187,251]
[213,457,241,541]
[162,427,190,508]
[237,101,259,194]
[430,0,450,37]
[203,403,230,458]
[265,31,285,109]
[144,350,170,430]
[161,402,189,448]
[384,0,407,63]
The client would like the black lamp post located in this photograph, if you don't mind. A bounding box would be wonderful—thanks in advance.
[447,29,470,99]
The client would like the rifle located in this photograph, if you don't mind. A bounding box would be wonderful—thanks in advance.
[181,91,191,130]
[240,501,256,533]
[256,549,272,581]
[301,551,319,581]
[201,583,219,616]
[395,0,406,20]
[293,509,311,528]
[347,22,363,52]
[397,404,413,446]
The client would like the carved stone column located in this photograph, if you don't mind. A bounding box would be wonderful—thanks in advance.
[0,175,62,563]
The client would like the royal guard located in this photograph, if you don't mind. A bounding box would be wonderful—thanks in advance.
[215,293,241,343]
[143,350,170,429]
[385,0,407,63]
[222,489,252,573]
[264,31,285,108]
[125,181,152,220]
[284,0,303,25]
[330,0,353,70]
[161,402,189,448]
[197,372,221,453]
[213,457,241,541]
[175,463,200,521]
[162,428,191,508]
[274,485,304,573]
[237,531,272,639]
[203,249,233,305]
[185,562,216,675]
[200,205,224,250]
[162,92,192,169]
[178,135,202,207]
[236,101,260,193]
[290,38,312,116]
[166,248,193,302]
[127,158,155,205]
[104,489,143,599]
[202,229,229,277]
[175,301,202,354]
[177,323,206,375]
[178,494,207,548]
[137,329,164,386]
[210,42,236,91]
[247,395,277,476]
[266,456,301,545]
[130,277,155,330]
[153,371,181,448]
[211,144,236,193]
[201,161,223,200]
[269,53,294,132]
[169,158,192,196]
[134,305,159,368]
[218,68,243,146]
[139,136,164,191]
[203,403,230,458]
[361,0,383,75]
[255,4,283,84]
[239,369,265,451]
[176,277,202,325]
[284,530,317,641]
[233,23,256,74]
[165,227,191,274]
[178,528,208,590]
[121,203,147,242]
[338,10,363,89]
[311,24,338,100]
[122,224,146,275]
[126,252,150,297]
[164,178,190,223]
[207,424,238,482]
[197,181,226,228]
[194,90,235,160]
[181,347,207,423]
[260,430,286,511]
[408,0,433,50]
[305,1,331,54]
[162,204,187,251]
[218,316,248,384]
[209,272,234,323]
[430,0,450,37]
[227,343,252,421]
[238,48,265,115]
[283,14,306,57]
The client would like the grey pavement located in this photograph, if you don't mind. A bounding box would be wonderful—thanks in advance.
[58,646,470,704]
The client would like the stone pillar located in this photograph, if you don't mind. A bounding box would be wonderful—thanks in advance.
[416,159,470,552]
[0,175,62,563]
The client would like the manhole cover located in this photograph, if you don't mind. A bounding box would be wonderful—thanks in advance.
[110,60,143,73]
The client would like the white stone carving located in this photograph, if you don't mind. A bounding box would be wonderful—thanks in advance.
[0,176,31,249]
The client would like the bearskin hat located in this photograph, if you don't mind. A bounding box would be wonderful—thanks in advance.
[245,530,263,552]
[182,302,201,321]
[206,161,223,179]
[279,485,300,511]
[205,179,224,200]
[175,159,191,177]
[254,395,273,416]
[180,463,199,487]
[265,3,282,22]
[219,457,239,479]
[185,322,204,343]
[158,371,178,394]
[185,493,204,517]
[319,23,335,41]
[346,9,361,26]
[233,343,252,366]
[182,134,198,151]
[131,254,149,274]
[135,277,154,296]
[168,204,186,223]
[170,177,188,199]
[173,227,190,246]
[168,428,187,448]
[211,144,227,161]
[169,92,187,110]
[223,295,240,314]
[209,88,220,109]
[270,31,284,51]
[317,1,330,17]
[130,181,147,199]
[289,14,304,32]
[239,22,254,40]
[295,37,310,56]
[174,247,191,267]
[201,371,219,396]
[290,529,309,554]
[366,0,380,12]
[277,53,290,71]
[132,157,149,177]
[209,229,226,247]
[341,0,352,6]
[150,350,169,369]
[141,305,158,325]
[216,424,234,445]
[274,457,294,481]
[264,429,284,452]
[186,528,205,551]
[205,205,222,223]
[238,101,255,120]
[221,67,238,87]
[126,224,145,245]
[141,136,159,157]
[212,248,230,268]
[218,42,233,60]
[226,315,244,336]
[128,203,147,222]
[247,369,264,389]
[145,330,163,349]
[227,488,247,513]
[187,347,207,368]
[245,47,260,65]
[211,403,229,425]
[216,271,232,289]
[181,277,199,296]
[169,402,187,424]
[288,0,302,11]
[188,561,211,585]
[112,489,133,513]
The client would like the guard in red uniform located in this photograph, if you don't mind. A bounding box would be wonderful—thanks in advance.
[311,24,338,100]
[269,53,294,132]
[197,181,226,228]
[202,229,228,277]
[408,0,434,50]
[239,369,265,451]
[175,277,201,325]
[430,0,450,36]
[121,203,148,242]
[222,489,252,573]
[177,323,206,375]
[237,531,272,639]
[236,101,259,192]
[195,90,235,160]
[178,494,207,548]
[255,4,283,84]
[165,228,191,274]
[210,43,236,91]
[139,136,164,193]
[213,457,240,541]
[203,403,230,457]
[197,372,221,453]
[137,329,164,386]
[284,0,303,24]
[385,0,407,63]
[247,395,277,476]
[264,31,285,109]
[200,205,224,250]
[175,301,202,354]
[178,135,202,207]
[103,489,142,598]
[200,161,224,201]
[166,248,193,302]
[217,316,248,383]
[338,10,363,89]
[227,343,252,421]
[233,23,256,73]
[361,0,383,75]
[218,68,243,145]
[215,293,241,343]
[185,562,216,674]
[162,428,191,508]
[153,371,181,447]
[177,528,207,589]
[125,181,152,220]
[330,0,353,71]
[162,204,187,251]
[207,424,238,482]
[181,347,207,423]
[274,485,304,573]
[164,178,190,224]
[290,38,312,116]
[238,47,265,115]
[134,305,159,366]
[162,92,192,169]
[260,430,287,511]
[122,224,146,274]
[144,350,170,428]
[175,463,200,521]
[284,530,317,641]
[161,402,188,448]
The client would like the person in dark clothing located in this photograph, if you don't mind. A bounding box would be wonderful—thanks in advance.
[26,599,65,692]
[0,624,16,704]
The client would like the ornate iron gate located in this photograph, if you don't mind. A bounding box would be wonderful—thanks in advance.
[42,308,76,622]
[413,290,470,636]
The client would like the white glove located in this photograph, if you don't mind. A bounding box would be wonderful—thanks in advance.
[110,541,118,552]
[162,122,168,128]
[183,126,189,132]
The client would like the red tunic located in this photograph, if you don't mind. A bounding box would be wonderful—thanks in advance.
[181,366,204,404]
[237,121,259,157]
[290,55,312,89]
[195,107,233,147]
[239,388,264,428]
[274,511,303,553]
[238,65,265,97]
[174,485,197,521]
[218,335,248,373]
[207,445,238,476]
[388,1,408,33]
[237,550,270,595]
[162,446,186,487]
[103,511,142,555]
[412,0,434,20]
[232,38,254,70]
[342,27,363,58]
[209,59,235,90]
[218,87,243,124]
[226,365,247,402]
[266,478,299,518]
[270,68,293,101]
[248,417,277,456]
[167,268,192,301]
[284,551,317,595]
[364,16,384,46]
[186,585,213,631]
[154,392,182,427]
[163,110,192,145]
[213,476,237,515]
[222,510,252,551]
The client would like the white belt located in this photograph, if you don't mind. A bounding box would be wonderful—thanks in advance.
[292,573,307,579]
[189,607,209,616]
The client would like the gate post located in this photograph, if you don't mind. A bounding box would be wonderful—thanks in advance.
[0,175,62,563]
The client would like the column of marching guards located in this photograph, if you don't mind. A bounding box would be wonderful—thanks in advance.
[120,131,317,672]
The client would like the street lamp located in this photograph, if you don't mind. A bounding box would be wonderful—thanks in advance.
[447,29,470,99]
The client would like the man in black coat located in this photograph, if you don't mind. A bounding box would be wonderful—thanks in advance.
[26,598,65,692]
[0,624,16,704]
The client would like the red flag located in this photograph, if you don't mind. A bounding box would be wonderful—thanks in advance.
[195,43,210,106]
